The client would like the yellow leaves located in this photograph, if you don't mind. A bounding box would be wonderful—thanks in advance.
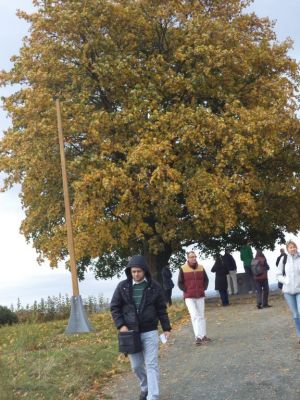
[185,169,260,235]
[1,0,300,266]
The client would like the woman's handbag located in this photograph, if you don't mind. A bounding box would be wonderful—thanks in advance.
[118,330,143,354]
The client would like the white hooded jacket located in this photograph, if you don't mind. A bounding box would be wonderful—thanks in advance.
[276,252,300,295]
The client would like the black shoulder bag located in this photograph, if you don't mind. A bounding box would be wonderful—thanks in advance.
[118,330,142,354]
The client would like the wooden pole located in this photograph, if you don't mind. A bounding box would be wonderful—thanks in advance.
[55,98,80,296]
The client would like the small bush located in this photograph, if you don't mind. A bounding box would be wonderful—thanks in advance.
[0,306,18,326]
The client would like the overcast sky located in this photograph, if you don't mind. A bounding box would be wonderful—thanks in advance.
[0,0,299,307]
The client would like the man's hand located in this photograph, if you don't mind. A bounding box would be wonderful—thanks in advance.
[119,325,129,332]
[163,331,171,339]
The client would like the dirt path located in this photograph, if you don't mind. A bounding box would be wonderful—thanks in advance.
[103,293,300,400]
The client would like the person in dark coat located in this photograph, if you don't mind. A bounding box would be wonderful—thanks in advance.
[161,263,174,306]
[110,255,171,400]
[211,254,230,306]
[276,248,287,290]
[276,248,287,267]
[252,249,271,309]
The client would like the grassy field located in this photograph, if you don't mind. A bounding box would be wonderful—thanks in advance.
[0,300,188,400]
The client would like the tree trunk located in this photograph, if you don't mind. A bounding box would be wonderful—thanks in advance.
[142,243,172,285]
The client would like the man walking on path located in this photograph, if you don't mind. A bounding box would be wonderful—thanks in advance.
[240,244,255,293]
[105,294,300,400]
[223,248,238,295]
[178,251,211,345]
[110,255,171,400]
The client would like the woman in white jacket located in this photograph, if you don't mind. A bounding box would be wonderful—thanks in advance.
[277,240,300,343]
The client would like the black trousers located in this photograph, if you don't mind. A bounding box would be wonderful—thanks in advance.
[255,279,269,306]
[164,289,172,306]
[219,289,229,306]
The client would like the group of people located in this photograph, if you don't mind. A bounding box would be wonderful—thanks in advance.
[110,251,210,400]
[110,241,300,400]
[211,245,271,309]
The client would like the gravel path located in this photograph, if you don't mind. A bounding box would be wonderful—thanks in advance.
[103,293,300,400]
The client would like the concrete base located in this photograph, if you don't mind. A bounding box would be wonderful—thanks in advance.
[237,272,251,295]
[65,295,93,334]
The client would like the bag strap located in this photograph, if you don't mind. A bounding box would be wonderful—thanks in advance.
[282,254,287,276]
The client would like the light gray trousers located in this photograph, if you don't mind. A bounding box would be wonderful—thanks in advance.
[129,330,159,400]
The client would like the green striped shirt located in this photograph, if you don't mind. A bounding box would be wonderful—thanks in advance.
[132,280,147,310]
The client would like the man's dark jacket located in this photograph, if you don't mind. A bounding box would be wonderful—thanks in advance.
[161,266,174,290]
[222,253,237,271]
[110,255,171,333]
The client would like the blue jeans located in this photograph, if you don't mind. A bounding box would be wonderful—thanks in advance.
[128,330,159,400]
[284,293,300,337]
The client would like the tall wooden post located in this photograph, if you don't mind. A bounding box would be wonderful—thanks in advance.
[56,99,79,297]
[55,99,92,333]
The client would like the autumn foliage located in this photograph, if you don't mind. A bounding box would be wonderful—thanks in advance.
[1,0,300,277]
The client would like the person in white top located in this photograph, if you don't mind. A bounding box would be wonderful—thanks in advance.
[276,240,300,343]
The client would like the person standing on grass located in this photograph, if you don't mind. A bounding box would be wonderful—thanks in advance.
[277,240,300,344]
[222,248,238,295]
[161,263,174,306]
[211,254,230,306]
[110,255,171,400]
[178,251,211,346]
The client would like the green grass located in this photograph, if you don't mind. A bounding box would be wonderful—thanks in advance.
[0,300,187,400]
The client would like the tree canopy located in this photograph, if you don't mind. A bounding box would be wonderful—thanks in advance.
[1,0,300,278]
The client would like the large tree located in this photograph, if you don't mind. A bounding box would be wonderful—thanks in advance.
[1,0,300,279]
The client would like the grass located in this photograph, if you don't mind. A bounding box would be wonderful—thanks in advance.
[0,300,188,400]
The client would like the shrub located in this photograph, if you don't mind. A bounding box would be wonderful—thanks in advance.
[11,294,109,324]
[0,306,18,326]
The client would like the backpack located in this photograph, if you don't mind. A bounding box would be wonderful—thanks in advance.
[278,254,287,289]
[251,258,265,276]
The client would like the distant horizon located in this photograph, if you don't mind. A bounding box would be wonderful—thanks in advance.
[0,246,288,308]
[3,274,282,311]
